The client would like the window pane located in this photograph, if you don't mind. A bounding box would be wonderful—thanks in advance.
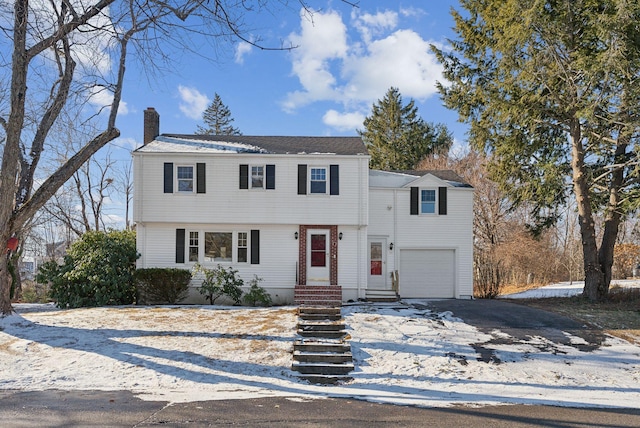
[237,248,247,263]
[204,232,232,262]
[310,234,326,267]
[189,232,199,262]
[310,168,327,194]
[251,166,264,188]
[370,243,382,260]
[311,234,326,251]
[177,166,193,192]
[421,189,436,214]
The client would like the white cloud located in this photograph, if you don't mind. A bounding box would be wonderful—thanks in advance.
[235,41,253,64]
[352,10,398,44]
[283,9,348,111]
[88,85,129,115]
[342,29,443,102]
[322,110,365,132]
[178,86,210,120]
[283,8,445,131]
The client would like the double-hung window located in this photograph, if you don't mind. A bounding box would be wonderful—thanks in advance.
[177,166,194,192]
[310,167,327,194]
[189,232,199,262]
[421,189,436,214]
[251,166,264,189]
[237,232,248,263]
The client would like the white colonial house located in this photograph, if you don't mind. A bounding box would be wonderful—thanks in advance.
[133,108,473,304]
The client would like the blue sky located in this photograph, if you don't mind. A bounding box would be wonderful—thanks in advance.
[110,1,467,153]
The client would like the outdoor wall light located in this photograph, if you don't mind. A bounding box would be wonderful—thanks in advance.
[389,242,394,251]
[339,232,343,240]
[294,231,298,240]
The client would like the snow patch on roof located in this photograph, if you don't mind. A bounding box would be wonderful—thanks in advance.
[138,136,271,154]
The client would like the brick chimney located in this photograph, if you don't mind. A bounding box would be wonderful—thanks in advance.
[143,107,160,145]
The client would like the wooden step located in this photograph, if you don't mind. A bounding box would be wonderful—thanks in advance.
[294,340,350,353]
[297,329,347,339]
[298,321,345,331]
[293,350,352,364]
[299,313,342,322]
[298,307,341,316]
[292,361,354,375]
[293,374,354,385]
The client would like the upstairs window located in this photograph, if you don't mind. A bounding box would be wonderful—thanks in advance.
[251,166,264,189]
[177,166,194,192]
[310,167,327,194]
[421,189,436,214]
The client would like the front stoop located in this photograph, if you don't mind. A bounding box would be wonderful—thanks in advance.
[294,285,342,306]
[292,307,354,384]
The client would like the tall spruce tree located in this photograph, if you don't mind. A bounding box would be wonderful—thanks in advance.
[359,87,452,171]
[196,93,242,136]
[433,0,640,301]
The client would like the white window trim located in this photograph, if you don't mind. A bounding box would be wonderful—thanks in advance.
[309,166,328,195]
[420,188,437,215]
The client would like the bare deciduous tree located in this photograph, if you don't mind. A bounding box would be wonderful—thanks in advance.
[0,0,353,315]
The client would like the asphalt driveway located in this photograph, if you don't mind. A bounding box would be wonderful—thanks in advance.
[421,299,607,360]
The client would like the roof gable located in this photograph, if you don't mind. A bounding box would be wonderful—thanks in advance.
[369,169,472,188]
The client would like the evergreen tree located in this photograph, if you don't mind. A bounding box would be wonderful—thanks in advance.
[359,87,452,171]
[433,0,640,301]
[196,93,242,135]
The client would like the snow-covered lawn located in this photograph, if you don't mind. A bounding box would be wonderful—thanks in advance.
[1,291,639,408]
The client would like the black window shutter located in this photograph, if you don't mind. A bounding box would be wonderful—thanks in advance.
[250,230,260,264]
[266,165,276,189]
[297,164,307,195]
[176,229,185,263]
[164,163,173,193]
[239,164,249,189]
[438,187,448,215]
[410,187,419,215]
[330,164,339,195]
[196,163,206,194]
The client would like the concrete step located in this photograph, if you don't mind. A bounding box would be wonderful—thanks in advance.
[293,350,353,364]
[365,290,399,302]
[292,361,354,375]
[294,340,351,354]
[294,374,354,385]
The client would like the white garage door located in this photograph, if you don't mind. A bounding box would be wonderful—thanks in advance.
[399,249,455,298]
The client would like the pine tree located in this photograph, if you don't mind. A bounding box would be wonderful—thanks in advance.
[433,0,640,301]
[196,93,242,136]
[358,87,452,171]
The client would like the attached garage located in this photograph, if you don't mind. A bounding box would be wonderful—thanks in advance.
[399,249,455,298]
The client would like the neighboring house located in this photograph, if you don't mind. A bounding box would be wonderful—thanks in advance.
[133,108,473,304]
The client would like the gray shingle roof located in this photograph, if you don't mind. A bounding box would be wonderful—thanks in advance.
[155,134,368,156]
[394,170,473,188]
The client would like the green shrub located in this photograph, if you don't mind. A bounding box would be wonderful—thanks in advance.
[37,230,139,309]
[243,276,272,307]
[135,268,192,304]
[193,263,243,305]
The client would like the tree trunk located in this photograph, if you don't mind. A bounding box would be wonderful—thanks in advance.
[0,256,14,316]
[569,120,604,301]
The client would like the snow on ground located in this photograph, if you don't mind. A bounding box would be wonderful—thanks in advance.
[1,284,639,408]
[503,279,640,299]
